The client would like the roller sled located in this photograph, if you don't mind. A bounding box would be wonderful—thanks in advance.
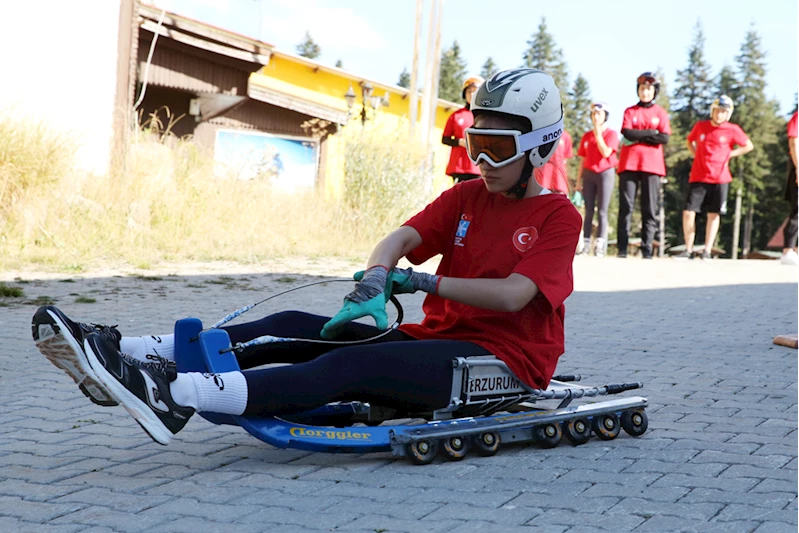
[174,317,649,465]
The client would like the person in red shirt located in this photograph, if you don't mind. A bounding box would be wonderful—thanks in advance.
[32,69,581,445]
[675,95,753,260]
[576,102,619,257]
[441,76,484,183]
[616,72,671,258]
[781,111,798,265]
[537,129,573,194]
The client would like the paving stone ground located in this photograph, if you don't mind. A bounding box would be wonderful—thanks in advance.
[0,257,796,533]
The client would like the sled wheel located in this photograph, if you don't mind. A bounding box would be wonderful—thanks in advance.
[533,423,562,449]
[406,439,438,465]
[592,413,621,440]
[563,418,591,445]
[621,409,648,437]
[472,432,500,456]
[442,436,470,461]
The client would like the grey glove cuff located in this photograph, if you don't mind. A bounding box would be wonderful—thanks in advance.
[346,266,387,303]
[410,270,440,294]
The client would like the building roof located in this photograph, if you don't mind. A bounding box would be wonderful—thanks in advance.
[139,4,272,66]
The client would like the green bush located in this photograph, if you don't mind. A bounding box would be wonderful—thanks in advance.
[341,122,431,240]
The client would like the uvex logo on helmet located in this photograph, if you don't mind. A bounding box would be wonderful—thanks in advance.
[530,88,549,112]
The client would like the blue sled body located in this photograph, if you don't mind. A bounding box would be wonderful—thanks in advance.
[174,318,649,462]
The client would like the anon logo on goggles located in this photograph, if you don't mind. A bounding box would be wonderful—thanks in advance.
[465,118,564,168]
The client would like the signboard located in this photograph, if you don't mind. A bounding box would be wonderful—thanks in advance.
[214,129,318,190]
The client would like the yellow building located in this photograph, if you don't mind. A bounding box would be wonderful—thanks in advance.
[135,5,460,198]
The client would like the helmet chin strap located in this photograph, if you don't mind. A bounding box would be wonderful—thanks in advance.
[506,154,534,199]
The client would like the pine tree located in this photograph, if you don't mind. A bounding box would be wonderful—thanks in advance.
[522,18,571,119]
[480,57,499,80]
[438,41,468,103]
[672,21,714,132]
[728,25,784,253]
[568,73,592,136]
[397,68,410,89]
[296,31,321,59]
[716,65,738,98]
[335,59,343,69]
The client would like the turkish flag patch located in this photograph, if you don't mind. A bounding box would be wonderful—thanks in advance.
[513,226,539,252]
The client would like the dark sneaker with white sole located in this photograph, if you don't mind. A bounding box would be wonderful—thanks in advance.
[32,305,121,406]
[83,332,194,445]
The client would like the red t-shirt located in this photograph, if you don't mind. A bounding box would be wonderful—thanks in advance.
[687,121,750,184]
[399,181,581,389]
[788,112,798,139]
[443,107,480,176]
[537,130,573,193]
[577,128,619,173]
[617,103,671,176]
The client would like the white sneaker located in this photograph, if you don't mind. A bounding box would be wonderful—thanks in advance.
[594,238,606,258]
[780,250,799,265]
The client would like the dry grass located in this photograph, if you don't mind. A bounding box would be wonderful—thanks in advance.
[0,111,434,272]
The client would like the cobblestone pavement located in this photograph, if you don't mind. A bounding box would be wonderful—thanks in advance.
[0,258,796,533]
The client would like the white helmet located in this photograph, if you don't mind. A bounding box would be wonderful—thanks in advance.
[471,68,564,168]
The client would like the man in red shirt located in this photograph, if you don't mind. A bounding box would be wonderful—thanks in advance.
[675,95,753,260]
[33,69,581,445]
[442,76,484,183]
[616,72,671,258]
[537,129,573,194]
[781,111,798,265]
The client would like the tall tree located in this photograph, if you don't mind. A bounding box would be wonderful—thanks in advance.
[296,31,321,59]
[397,68,410,89]
[716,65,738,98]
[728,25,784,254]
[438,40,468,103]
[672,21,714,132]
[480,57,499,80]
[568,73,592,135]
[522,18,571,117]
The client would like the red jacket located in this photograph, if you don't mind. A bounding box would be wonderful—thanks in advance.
[443,107,480,176]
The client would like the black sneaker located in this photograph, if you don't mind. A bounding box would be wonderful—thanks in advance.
[83,332,194,445]
[673,250,693,261]
[32,306,121,406]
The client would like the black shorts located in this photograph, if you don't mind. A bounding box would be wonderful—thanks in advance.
[684,182,729,214]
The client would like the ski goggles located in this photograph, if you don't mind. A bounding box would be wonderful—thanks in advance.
[637,72,657,85]
[465,118,564,168]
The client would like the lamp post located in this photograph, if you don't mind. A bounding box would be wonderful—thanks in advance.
[344,82,384,125]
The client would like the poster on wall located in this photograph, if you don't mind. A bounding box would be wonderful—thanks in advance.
[214,129,318,190]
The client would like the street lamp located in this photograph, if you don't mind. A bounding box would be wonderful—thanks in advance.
[344,82,380,125]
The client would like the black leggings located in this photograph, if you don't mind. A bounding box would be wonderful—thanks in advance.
[221,312,490,417]
[784,167,798,248]
[617,171,661,256]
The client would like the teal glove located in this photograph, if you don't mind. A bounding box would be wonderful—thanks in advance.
[321,266,389,339]
[320,296,388,339]
[571,190,584,208]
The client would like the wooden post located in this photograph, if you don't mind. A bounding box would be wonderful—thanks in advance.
[732,185,742,259]
[743,191,754,257]
[408,0,422,140]
[419,0,437,147]
[425,0,443,173]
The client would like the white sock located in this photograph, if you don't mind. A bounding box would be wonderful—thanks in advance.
[119,334,175,362]
[169,372,248,415]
